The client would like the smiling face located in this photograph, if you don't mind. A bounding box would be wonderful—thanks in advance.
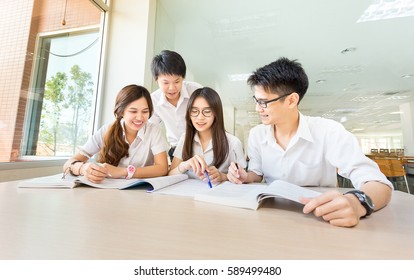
[156,74,184,105]
[253,85,291,126]
[122,97,150,135]
[190,96,214,133]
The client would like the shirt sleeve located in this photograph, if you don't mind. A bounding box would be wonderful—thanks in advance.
[149,123,169,155]
[228,134,247,169]
[173,134,185,160]
[81,124,108,157]
[324,121,393,189]
[246,126,264,176]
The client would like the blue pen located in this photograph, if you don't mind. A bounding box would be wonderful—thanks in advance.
[205,171,213,188]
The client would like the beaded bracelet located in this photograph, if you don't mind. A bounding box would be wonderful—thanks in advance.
[69,160,82,176]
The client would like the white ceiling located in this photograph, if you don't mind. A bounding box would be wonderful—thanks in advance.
[156,0,414,135]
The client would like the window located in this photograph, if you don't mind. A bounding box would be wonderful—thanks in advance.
[0,0,108,163]
[23,30,99,158]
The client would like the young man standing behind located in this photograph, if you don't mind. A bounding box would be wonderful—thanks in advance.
[150,50,202,161]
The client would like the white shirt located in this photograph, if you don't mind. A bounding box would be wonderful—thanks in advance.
[81,121,168,168]
[150,81,202,147]
[174,132,247,179]
[248,113,393,189]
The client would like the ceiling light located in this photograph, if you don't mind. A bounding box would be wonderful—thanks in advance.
[401,74,413,78]
[390,111,404,114]
[315,79,326,83]
[228,73,251,81]
[357,0,414,23]
[349,95,380,102]
[340,47,357,54]
[386,95,409,100]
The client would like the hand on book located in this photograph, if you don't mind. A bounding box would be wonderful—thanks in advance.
[180,155,208,178]
[203,166,226,184]
[82,162,112,183]
[301,190,362,227]
[227,162,247,184]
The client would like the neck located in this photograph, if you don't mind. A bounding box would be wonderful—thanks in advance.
[125,127,138,143]
[167,93,180,107]
[273,112,299,150]
[198,130,212,145]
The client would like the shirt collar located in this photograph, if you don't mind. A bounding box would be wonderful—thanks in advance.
[263,112,314,145]
[296,112,314,143]
[120,119,146,142]
[158,81,190,106]
[194,132,213,152]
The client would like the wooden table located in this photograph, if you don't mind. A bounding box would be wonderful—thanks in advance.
[1,181,413,259]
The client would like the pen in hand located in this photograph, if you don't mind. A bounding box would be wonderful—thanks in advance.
[234,162,239,176]
[205,170,213,188]
[97,163,112,178]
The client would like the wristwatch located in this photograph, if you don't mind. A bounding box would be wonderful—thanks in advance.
[125,165,135,179]
[345,190,374,218]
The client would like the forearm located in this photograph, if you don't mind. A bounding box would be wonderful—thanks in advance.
[135,164,168,178]
[244,171,263,183]
[63,154,88,175]
[360,181,393,211]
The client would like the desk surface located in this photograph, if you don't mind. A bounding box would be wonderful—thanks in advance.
[1,181,413,260]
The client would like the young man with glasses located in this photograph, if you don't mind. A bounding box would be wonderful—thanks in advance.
[227,57,393,228]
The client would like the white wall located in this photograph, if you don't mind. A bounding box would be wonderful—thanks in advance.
[100,0,156,126]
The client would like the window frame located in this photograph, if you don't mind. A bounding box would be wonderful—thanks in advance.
[0,0,109,171]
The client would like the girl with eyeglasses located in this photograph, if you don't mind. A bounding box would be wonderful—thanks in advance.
[168,87,246,184]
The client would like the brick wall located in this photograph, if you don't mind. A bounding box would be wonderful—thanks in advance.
[0,0,100,162]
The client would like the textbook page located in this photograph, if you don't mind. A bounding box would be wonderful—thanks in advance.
[151,178,213,197]
[194,180,321,210]
[76,173,188,190]
[17,173,189,191]
[17,174,74,188]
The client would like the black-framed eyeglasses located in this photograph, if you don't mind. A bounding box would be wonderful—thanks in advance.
[190,108,213,117]
[253,92,293,108]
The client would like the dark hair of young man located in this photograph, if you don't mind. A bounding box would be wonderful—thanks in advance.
[98,84,153,166]
[182,87,229,168]
[151,50,187,80]
[247,57,309,103]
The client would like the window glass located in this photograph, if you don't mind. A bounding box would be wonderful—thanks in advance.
[0,0,104,163]
[23,30,99,158]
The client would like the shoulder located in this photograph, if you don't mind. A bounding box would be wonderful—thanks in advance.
[145,121,162,131]
[225,132,242,145]
[151,88,163,104]
[249,124,268,136]
[96,122,112,135]
[303,115,345,131]
[183,81,203,93]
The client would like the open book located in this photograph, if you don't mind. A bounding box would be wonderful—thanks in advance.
[18,173,322,211]
[193,180,321,210]
[17,173,189,191]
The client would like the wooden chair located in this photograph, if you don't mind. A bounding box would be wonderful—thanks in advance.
[379,148,389,154]
[373,158,410,194]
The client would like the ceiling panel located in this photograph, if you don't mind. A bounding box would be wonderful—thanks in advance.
[156,0,414,135]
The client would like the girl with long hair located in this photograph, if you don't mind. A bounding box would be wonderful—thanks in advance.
[168,87,246,183]
[63,84,168,183]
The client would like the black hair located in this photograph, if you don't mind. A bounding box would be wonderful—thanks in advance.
[151,50,186,80]
[247,57,309,103]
